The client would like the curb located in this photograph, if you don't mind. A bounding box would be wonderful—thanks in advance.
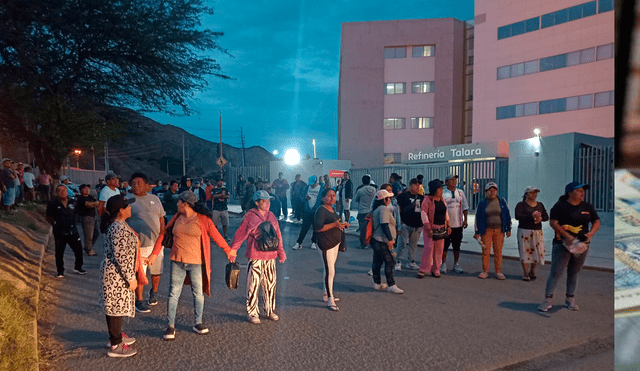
[32,225,53,371]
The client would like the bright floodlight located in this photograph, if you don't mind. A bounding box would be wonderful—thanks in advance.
[284,149,301,166]
[533,128,541,136]
[273,150,278,156]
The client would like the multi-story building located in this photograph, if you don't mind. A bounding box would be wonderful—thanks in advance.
[338,18,472,168]
[472,0,614,142]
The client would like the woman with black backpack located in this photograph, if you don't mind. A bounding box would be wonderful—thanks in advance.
[230,190,287,324]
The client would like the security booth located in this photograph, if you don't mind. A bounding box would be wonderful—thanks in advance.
[350,142,510,212]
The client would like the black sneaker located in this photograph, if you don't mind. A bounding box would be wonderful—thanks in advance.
[135,300,151,313]
[73,268,87,275]
[148,290,158,306]
[163,327,176,340]
[192,324,209,335]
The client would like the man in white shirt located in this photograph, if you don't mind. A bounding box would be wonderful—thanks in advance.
[441,174,469,274]
[98,173,121,216]
[23,166,36,201]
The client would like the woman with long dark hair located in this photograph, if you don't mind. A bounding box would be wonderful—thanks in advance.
[147,191,234,340]
[314,188,349,311]
[230,190,287,323]
[418,179,451,278]
[99,195,138,358]
[370,189,404,294]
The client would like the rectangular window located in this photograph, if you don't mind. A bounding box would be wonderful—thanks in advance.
[524,102,538,116]
[384,118,406,129]
[511,63,525,77]
[411,81,435,93]
[579,94,593,109]
[515,104,525,117]
[594,91,614,107]
[525,17,540,32]
[540,55,567,72]
[385,82,405,95]
[541,13,555,28]
[412,45,435,57]
[511,21,525,37]
[580,48,595,64]
[497,66,511,80]
[524,60,538,74]
[539,98,567,114]
[554,9,568,25]
[468,56,474,65]
[566,96,579,111]
[567,51,581,66]
[383,153,402,164]
[496,105,517,120]
[583,1,597,16]
[384,47,406,59]
[497,17,540,40]
[498,25,511,40]
[411,117,433,129]
[598,0,613,13]
[597,43,614,60]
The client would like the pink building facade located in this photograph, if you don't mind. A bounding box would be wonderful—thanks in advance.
[338,19,469,168]
[472,0,614,143]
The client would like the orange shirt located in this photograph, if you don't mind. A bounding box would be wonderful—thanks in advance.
[205,185,214,201]
[171,214,202,264]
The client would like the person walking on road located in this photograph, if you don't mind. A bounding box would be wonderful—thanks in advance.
[417,179,451,279]
[396,178,424,271]
[230,190,287,324]
[211,178,230,241]
[148,191,234,340]
[354,175,377,249]
[292,176,323,250]
[126,172,166,313]
[341,172,353,223]
[99,195,138,358]
[290,174,306,223]
[539,182,600,312]
[272,172,290,219]
[314,188,349,311]
[46,185,86,277]
[76,184,99,256]
[474,182,512,280]
[515,186,549,281]
[370,190,404,294]
[441,174,469,274]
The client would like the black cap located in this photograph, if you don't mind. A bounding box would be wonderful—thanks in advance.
[106,194,135,216]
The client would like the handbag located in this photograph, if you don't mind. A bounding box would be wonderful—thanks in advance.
[432,226,448,241]
[225,262,240,290]
[339,230,347,252]
[162,225,174,249]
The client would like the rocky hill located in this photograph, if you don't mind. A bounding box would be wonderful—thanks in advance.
[96,107,275,181]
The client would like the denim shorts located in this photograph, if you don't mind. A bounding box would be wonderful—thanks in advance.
[3,186,15,206]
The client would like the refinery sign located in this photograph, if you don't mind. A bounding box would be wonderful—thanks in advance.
[406,143,506,163]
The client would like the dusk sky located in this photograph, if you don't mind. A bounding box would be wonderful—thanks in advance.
[146,0,474,160]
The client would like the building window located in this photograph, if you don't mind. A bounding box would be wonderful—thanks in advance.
[411,81,435,93]
[539,98,567,114]
[384,47,407,59]
[596,43,614,60]
[594,91,614,107]
[497,102,539,119]
[497,60,538,80]
[412,45,435,57]
[384,82,406,95]
[497,17,540,40]
[541,1,597,29]
[411,117,433,129]
[468,56,474,65]
[466,38,474,50]
[384,118,406,129]
[383,153,401,164]
[598,0,613,13]
[566,94,594,110]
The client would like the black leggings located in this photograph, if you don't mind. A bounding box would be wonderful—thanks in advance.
[106,315,123,346]
[371,239,395,286]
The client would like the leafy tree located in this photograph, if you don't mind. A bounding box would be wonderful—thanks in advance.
[0,0,230,177]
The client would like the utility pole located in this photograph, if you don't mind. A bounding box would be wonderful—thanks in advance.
[182,132,186,176]
[240,127,246,176]
[219,110,224,179]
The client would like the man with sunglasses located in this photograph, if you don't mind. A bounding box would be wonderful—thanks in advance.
[441,174,469,274]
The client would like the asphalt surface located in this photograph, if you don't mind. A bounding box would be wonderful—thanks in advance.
[47,213,614,370]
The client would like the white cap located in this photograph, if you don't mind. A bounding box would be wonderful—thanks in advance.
[376,189,394,200]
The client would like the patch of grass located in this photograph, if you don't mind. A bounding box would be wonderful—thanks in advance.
[0,281,37,371]
[0,210,42,233]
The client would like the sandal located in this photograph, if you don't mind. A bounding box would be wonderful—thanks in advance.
[322,295,340,302]
[522,276,531,281]
[417,271,426,279]
[327,303,340,311]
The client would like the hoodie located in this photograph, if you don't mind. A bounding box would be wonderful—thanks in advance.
[354,185,376,214]
[230,208,287,262]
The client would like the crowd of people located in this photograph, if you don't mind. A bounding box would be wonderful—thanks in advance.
[33,165,600,358]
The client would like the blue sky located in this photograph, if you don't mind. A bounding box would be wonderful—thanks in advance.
[146,0,474,160]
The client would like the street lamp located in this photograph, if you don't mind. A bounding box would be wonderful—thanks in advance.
[74,149,82,168]
[273,150,279,156]
[533,128,541,137]
[284,149,301,166]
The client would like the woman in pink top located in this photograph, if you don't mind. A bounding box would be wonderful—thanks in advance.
[37,169,52,202]
[418,179,451,278]
[230,190,287,324]
[149,191,234,340]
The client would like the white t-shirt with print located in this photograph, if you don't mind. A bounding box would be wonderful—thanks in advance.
[443,187,469,228]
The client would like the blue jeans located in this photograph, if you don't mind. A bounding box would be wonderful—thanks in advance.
[3,186,15,206]
[167,261,204,327]
[544,242,588,298]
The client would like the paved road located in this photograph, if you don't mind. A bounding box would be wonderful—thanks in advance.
[48,213,613,370]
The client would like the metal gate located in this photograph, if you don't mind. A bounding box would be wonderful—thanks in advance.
[575,145,614,212]
[350,158,508,211]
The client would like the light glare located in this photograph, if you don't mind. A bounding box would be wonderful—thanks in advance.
[284,149,301,166]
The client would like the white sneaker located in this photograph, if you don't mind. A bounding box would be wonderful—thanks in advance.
[395,262,402,271]
[386,285,404,294]
[311,243,318,250]
[292,243,302,250]
[406,262,419,270]
[373,282,388,291]
[440,263,447,274]
[454,263,463,273]
[367,269,373,276]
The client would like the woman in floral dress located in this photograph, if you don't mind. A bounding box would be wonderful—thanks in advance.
[514,186,549,281]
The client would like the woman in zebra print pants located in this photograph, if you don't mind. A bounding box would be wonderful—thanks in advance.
[230,190,287,324]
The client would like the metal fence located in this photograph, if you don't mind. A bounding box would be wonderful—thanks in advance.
[350,158,509,211]
[226,166,270,200]
[575,145,614,212]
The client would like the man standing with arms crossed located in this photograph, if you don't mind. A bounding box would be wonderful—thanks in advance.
[126,172,166,312]
[441,174,469,274]
[211,177,230,241]
[272,172,289,220]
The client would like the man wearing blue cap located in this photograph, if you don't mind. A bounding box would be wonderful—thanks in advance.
[292,175,322,250]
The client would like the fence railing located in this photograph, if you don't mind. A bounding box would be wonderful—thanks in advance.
[575,145,614,212]
[226,166,270,200]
